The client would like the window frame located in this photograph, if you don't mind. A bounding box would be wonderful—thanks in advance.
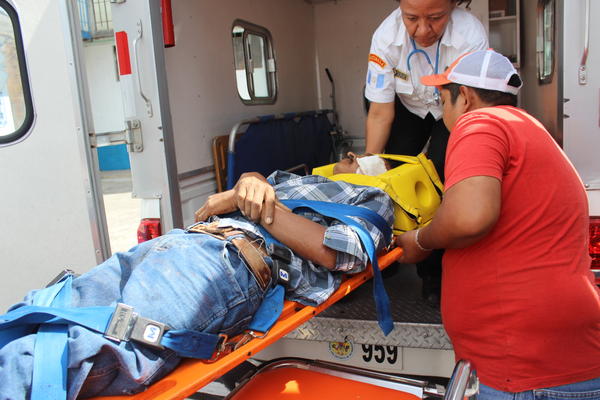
[231,19,277,105]
[537,0,555,84]
[0,0,34,146]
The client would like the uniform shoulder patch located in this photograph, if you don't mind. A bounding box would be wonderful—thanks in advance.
[368,53,386,68]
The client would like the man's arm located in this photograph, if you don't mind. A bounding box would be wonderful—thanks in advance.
[195,173,338,269]
[396,175,501,263]
[261,205,337,269]
[365,101,395,154]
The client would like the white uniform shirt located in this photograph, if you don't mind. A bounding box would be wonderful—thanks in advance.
[364,7,488,120]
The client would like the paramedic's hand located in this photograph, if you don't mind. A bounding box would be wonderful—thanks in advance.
[395,230,432,264]
[194,190,237,221]
[234,172,282,224]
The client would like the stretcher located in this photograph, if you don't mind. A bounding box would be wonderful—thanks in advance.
[89,247,404,400]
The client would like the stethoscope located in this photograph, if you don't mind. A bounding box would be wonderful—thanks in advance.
[406,38,441,106]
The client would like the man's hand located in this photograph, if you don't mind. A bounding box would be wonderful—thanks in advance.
[194,190,236,222]
[234,172,280,224]
[395,230,432,264]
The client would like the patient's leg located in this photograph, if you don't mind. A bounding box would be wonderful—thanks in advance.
[0,229,265,399]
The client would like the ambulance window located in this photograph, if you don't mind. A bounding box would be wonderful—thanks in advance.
[0,0,33,146]
[232,20,277,105]
[537,0,555,84]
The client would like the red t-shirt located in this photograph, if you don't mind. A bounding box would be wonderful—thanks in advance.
[442,106,600,392]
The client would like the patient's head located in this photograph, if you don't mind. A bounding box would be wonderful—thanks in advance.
[333,152,390,175]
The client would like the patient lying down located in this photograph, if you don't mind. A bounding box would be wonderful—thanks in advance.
[0,167,393,399]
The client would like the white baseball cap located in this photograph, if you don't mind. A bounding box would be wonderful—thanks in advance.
[421,49,522,95]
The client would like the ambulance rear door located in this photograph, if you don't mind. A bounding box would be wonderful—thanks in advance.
[563,0,600,212]
[109,0,181,234]
[0,0,107,309]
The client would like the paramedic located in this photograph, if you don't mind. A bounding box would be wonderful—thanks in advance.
[0,170,393,399]
[396,49,600,399]
[365,0,488,303]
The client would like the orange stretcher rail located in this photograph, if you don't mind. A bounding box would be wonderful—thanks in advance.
[90,247,404,400]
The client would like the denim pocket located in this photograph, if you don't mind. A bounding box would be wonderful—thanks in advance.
[533,389,600,400]
[534,377,600,400]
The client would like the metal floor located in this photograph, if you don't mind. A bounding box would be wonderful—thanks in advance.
[320,263,442,324]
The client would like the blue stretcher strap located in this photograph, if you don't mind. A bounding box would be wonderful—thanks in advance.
[31,324,68,400]
[247,285,285,333]
[0,304,221,360]
[160,330,221,359]
[281,199,394,335]
[281,199,393,241]
[249,199,393,335]
[31,275,73,400]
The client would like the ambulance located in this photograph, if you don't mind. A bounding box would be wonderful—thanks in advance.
[0,0,597,388]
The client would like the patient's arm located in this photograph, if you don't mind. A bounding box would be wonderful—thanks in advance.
[194,190,237,222]
[261,206,337,270]
[194,172,279,223]
[194,172,337,269]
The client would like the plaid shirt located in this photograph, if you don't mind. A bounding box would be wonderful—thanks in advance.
[207,171,394,306]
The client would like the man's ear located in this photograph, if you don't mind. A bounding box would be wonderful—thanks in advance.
[460,86,480,112]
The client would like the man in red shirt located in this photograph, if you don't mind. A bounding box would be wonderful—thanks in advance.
[397,49,600,399]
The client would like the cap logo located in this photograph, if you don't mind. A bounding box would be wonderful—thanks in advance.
[368,53,386,68]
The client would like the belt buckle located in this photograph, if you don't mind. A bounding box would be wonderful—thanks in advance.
[104,303,169,349]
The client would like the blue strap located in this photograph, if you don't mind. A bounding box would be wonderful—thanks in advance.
[283,199,392,240]
[160,330,221,359]
[31,275,73,400]
[247,285,285,333]
[0,303,221,360]
[281,199,394,335]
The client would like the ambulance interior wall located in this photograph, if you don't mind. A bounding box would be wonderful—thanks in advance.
[165,0,318,175]
[164,0,319,224]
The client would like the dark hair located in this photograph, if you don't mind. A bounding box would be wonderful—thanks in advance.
[443,74,522,107]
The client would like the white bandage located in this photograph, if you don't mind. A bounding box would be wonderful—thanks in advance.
[356,155,387,176]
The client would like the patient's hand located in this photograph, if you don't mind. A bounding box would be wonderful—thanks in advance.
[234,172,278,224]
[194,190,236,222]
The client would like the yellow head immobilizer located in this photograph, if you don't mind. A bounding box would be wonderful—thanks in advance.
[312,153,444,235]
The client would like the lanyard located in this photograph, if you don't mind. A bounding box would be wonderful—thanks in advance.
[406,38,441,105]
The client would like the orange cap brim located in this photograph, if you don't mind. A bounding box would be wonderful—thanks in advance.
[421,73,452,87]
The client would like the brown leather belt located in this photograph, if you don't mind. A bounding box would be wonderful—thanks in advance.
[188,222,272,290]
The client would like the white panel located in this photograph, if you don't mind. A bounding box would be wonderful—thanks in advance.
[165,0,319,174]
[255,338,455,378]
[83,41,126,133]
[0,0,99,310]
[563,1,600,190]
[179,171,217,226]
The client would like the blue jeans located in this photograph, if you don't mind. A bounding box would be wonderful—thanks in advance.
[477,377,600,400]
[0,229,266,400]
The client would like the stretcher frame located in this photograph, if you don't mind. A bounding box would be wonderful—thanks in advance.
[90,247,403,400]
